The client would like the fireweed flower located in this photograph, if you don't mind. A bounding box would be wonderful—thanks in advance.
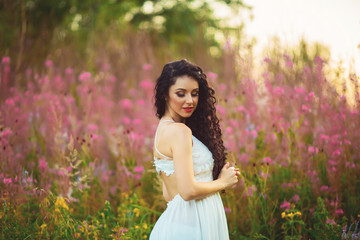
[280,200,291,210]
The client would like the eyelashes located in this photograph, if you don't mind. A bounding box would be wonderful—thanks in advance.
[176,92,199,97]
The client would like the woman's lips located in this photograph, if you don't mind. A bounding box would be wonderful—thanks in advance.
[183,107,193,112]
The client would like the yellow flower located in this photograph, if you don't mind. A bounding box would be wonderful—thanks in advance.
[143,235,148,239]
[40,223,47,229]
[55,196,69,211]
[121,193,129,199]
[287,212,294,219]
[74,233,81,238]
[133,208,140,217]
[281,212,286,218]
[143,223,148,229]
[295,211,302,216]
[135,225,140,229]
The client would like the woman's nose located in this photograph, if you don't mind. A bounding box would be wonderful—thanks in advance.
[185,94,193,103]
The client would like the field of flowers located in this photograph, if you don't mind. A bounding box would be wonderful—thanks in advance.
[0,52,359,239]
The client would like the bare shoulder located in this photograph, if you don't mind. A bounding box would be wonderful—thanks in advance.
[165,122,192,142]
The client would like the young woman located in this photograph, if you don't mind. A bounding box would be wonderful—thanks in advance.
[150,59,239,240]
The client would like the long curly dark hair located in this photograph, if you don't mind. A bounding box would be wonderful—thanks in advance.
[154,59,226,180]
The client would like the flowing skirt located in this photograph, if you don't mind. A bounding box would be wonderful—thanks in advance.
[150,192,229,240]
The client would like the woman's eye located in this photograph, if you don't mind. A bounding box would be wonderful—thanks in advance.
[176,93,185,97]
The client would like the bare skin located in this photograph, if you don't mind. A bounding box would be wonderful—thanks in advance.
[154,75,240,202]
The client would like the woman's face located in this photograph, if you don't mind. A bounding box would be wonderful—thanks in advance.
[165,75,199,122]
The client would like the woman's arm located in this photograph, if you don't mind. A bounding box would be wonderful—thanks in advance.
[170,124,239,201]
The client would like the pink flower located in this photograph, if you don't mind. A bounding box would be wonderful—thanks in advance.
[142,64,152,70]
[218,83,227,92]
[65,67,73,75]
[235,105,247,112]
[79,72,91,81]
[326,219,336,225]
[3,178,12,184]
[320,134,330,141]
[39,157,47,171]
[239,153,249,163]
[304,66,311,74]
[133,119,141,125]
[320,185,329,191]
[335,209,343,215]
[332,150,341,157]
[308,146,318,154]
[87,124,98,132]
[134,166,144,173]
[263,57,272,63]
[2,56,10,64]
[45,60,53,67]
[290,194,300,203]
[273,87,285,96]
[122,117,131,125]
[136,99,145,106]
[280,200,291,210]
[208,72,218,80]
[120,99,132,110]
[225,127,233,134]
[261,157,273,165]
[216,105,227,117]
[224,207,231,213]
[140,79,154,90]
[286,60,293,68]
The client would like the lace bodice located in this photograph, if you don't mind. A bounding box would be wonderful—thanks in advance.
[153,121,214,182]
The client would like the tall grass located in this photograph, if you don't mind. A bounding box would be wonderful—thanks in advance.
[0,46,359,239]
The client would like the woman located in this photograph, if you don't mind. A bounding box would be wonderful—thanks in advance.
[150,59,239,240]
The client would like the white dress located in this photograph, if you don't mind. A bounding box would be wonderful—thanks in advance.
[150,120,229,240]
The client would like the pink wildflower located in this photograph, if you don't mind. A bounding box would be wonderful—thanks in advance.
[216,105,227,117]
[261,157,273,165]
[45,60,53,67]
[332,150,341,157]
[263,57,272,63]
[65,67,73,75]
[142,64,152,70]
[326,219,336,225]
[239,153,249,163]
[39,157,47,171]
[280,200,291,210]
[122,117,131,125]
[2,56,10,64]
[320,185,329,191]
[335,209,344,215]
[87,124,98,132]
[120,99,132,110]
[79,72,91,81]
[290,194,300,203]
[134,166,144,173]
[208,72,218,80]
[286,60,293,68]
[3,178,12,184]
[140,79,154,90]
[136,99,145,106]
[224,207,231,213]
[273,87,285,96]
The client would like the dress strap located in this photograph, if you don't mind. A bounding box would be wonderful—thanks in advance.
[154,120,175,160]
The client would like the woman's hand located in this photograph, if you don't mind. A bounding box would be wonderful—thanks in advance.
[218,162,240,189]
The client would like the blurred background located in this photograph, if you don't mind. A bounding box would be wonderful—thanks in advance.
[1,0,360,239]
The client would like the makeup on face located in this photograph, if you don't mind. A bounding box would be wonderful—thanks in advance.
[165,76,199,122]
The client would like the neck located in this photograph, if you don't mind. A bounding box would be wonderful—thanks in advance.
[162,113,184,123]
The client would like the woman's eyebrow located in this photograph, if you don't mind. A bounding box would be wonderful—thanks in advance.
[175,88,199,91]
